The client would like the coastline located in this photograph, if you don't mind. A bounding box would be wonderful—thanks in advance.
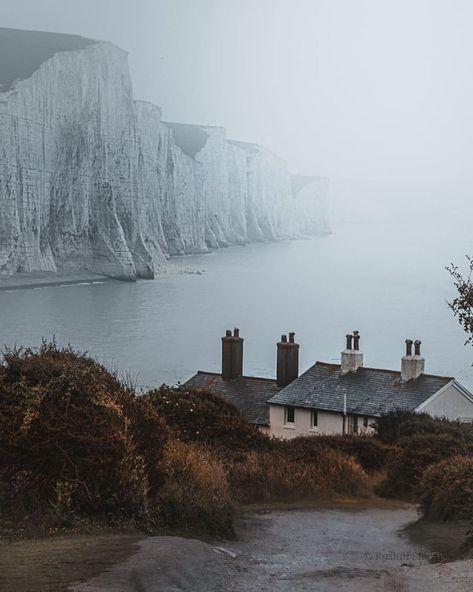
[0,272,110,292]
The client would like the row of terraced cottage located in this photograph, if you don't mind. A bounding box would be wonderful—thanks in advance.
[185,329,473,437]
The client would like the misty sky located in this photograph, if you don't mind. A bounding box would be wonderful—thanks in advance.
[2,0,473,224]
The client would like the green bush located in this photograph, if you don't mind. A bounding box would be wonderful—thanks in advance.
[375,410,473,445]
[377,433,469,499]
[419,456,473,521]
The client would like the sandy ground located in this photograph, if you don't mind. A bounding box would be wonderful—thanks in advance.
[66,505,473,592]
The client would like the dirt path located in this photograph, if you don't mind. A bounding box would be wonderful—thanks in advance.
[0,534,141,592]
[69,505,473,592]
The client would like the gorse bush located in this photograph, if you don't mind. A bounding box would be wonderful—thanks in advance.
[229,441,371,504]
[146,385,271,451]
[156,441,233,536]
[283,435,395,473]
[419,456,473,521]
[0,342,168,527]
[376,433,470,499]
[375,410,473,445]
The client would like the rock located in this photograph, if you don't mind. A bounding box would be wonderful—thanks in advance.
[213,546,238,559]
[0,27,330,280]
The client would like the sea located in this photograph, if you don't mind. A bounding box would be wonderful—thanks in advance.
[1,222,472,391]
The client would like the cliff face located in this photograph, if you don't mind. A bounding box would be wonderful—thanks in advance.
[0,29,329,279]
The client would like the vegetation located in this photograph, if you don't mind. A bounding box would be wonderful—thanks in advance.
[146,385,270,451]
[419,456,473,521]
[0,342,168,533]
[374,411,473,521]
[0,343,373,538]
[1,345,472,539]
[376,433,470,499]
[448,257,473,345]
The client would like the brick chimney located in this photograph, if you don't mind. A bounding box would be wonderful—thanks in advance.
[222,328,244,380]
[277,332,300,387]
[341,330,363,374]
[401,339,425,381]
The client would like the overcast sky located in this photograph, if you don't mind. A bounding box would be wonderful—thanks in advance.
[2,0,473,224]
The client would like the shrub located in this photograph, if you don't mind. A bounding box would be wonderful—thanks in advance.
[419,456,473,521]
[296,435,395,472]
[0,342,168,524]
[229,444,370,503]
[375,410,473,445]
[156,440,233,536]
[146,385,271,451]
[377,433,469,499]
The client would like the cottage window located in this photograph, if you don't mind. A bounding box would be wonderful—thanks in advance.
[285,406,295,424]
[363,416,369,428]
[311,410,318,428]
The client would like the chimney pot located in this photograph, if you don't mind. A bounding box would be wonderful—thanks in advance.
[405,339,413,356]
[401,338,425,381]
[345,334,353,350]
[353,331,360,351]
[341,331,363,374]
[277,332,299,387]
[222,328,243,380]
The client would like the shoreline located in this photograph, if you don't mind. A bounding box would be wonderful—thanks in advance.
[0,272,110,292]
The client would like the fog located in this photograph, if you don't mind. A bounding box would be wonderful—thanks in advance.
[3,0,473,227]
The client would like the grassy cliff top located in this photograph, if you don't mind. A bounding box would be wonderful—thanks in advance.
[0,27,97,91]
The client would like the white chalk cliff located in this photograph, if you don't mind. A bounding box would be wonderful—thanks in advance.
[0,28,329,280]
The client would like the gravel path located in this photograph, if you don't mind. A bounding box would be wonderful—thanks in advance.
[70,506,473,592]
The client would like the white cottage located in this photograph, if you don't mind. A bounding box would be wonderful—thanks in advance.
[185,330,473,438]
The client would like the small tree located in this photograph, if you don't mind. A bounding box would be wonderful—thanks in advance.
[448,257,473,344]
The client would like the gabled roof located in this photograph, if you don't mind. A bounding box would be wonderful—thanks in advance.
[184,371,280,426]
[267,362,454,417]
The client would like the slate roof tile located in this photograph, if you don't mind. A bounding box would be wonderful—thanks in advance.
[184,371,280,426]
[268,362,453,417]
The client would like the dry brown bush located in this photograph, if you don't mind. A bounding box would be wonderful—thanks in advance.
[419,455,473,521]
[229,447,370,504]
[156,440,234,536]
[0,342,168,527]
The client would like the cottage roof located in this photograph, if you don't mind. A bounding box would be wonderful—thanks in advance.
[184,371,280,426]
[267,362,454,417]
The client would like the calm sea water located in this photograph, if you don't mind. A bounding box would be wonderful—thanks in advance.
[1,223,472,390]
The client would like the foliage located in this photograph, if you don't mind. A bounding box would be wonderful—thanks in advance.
[375,410,473,445]
[229,442,370,503]
[376,433,470,499]
[419,456,473,521]
[447,257,473,344]
[8,342,473,537]
[146,385,271,451]
[0,342,168,526]
[304,435,395,472]
[156,441,233,536]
